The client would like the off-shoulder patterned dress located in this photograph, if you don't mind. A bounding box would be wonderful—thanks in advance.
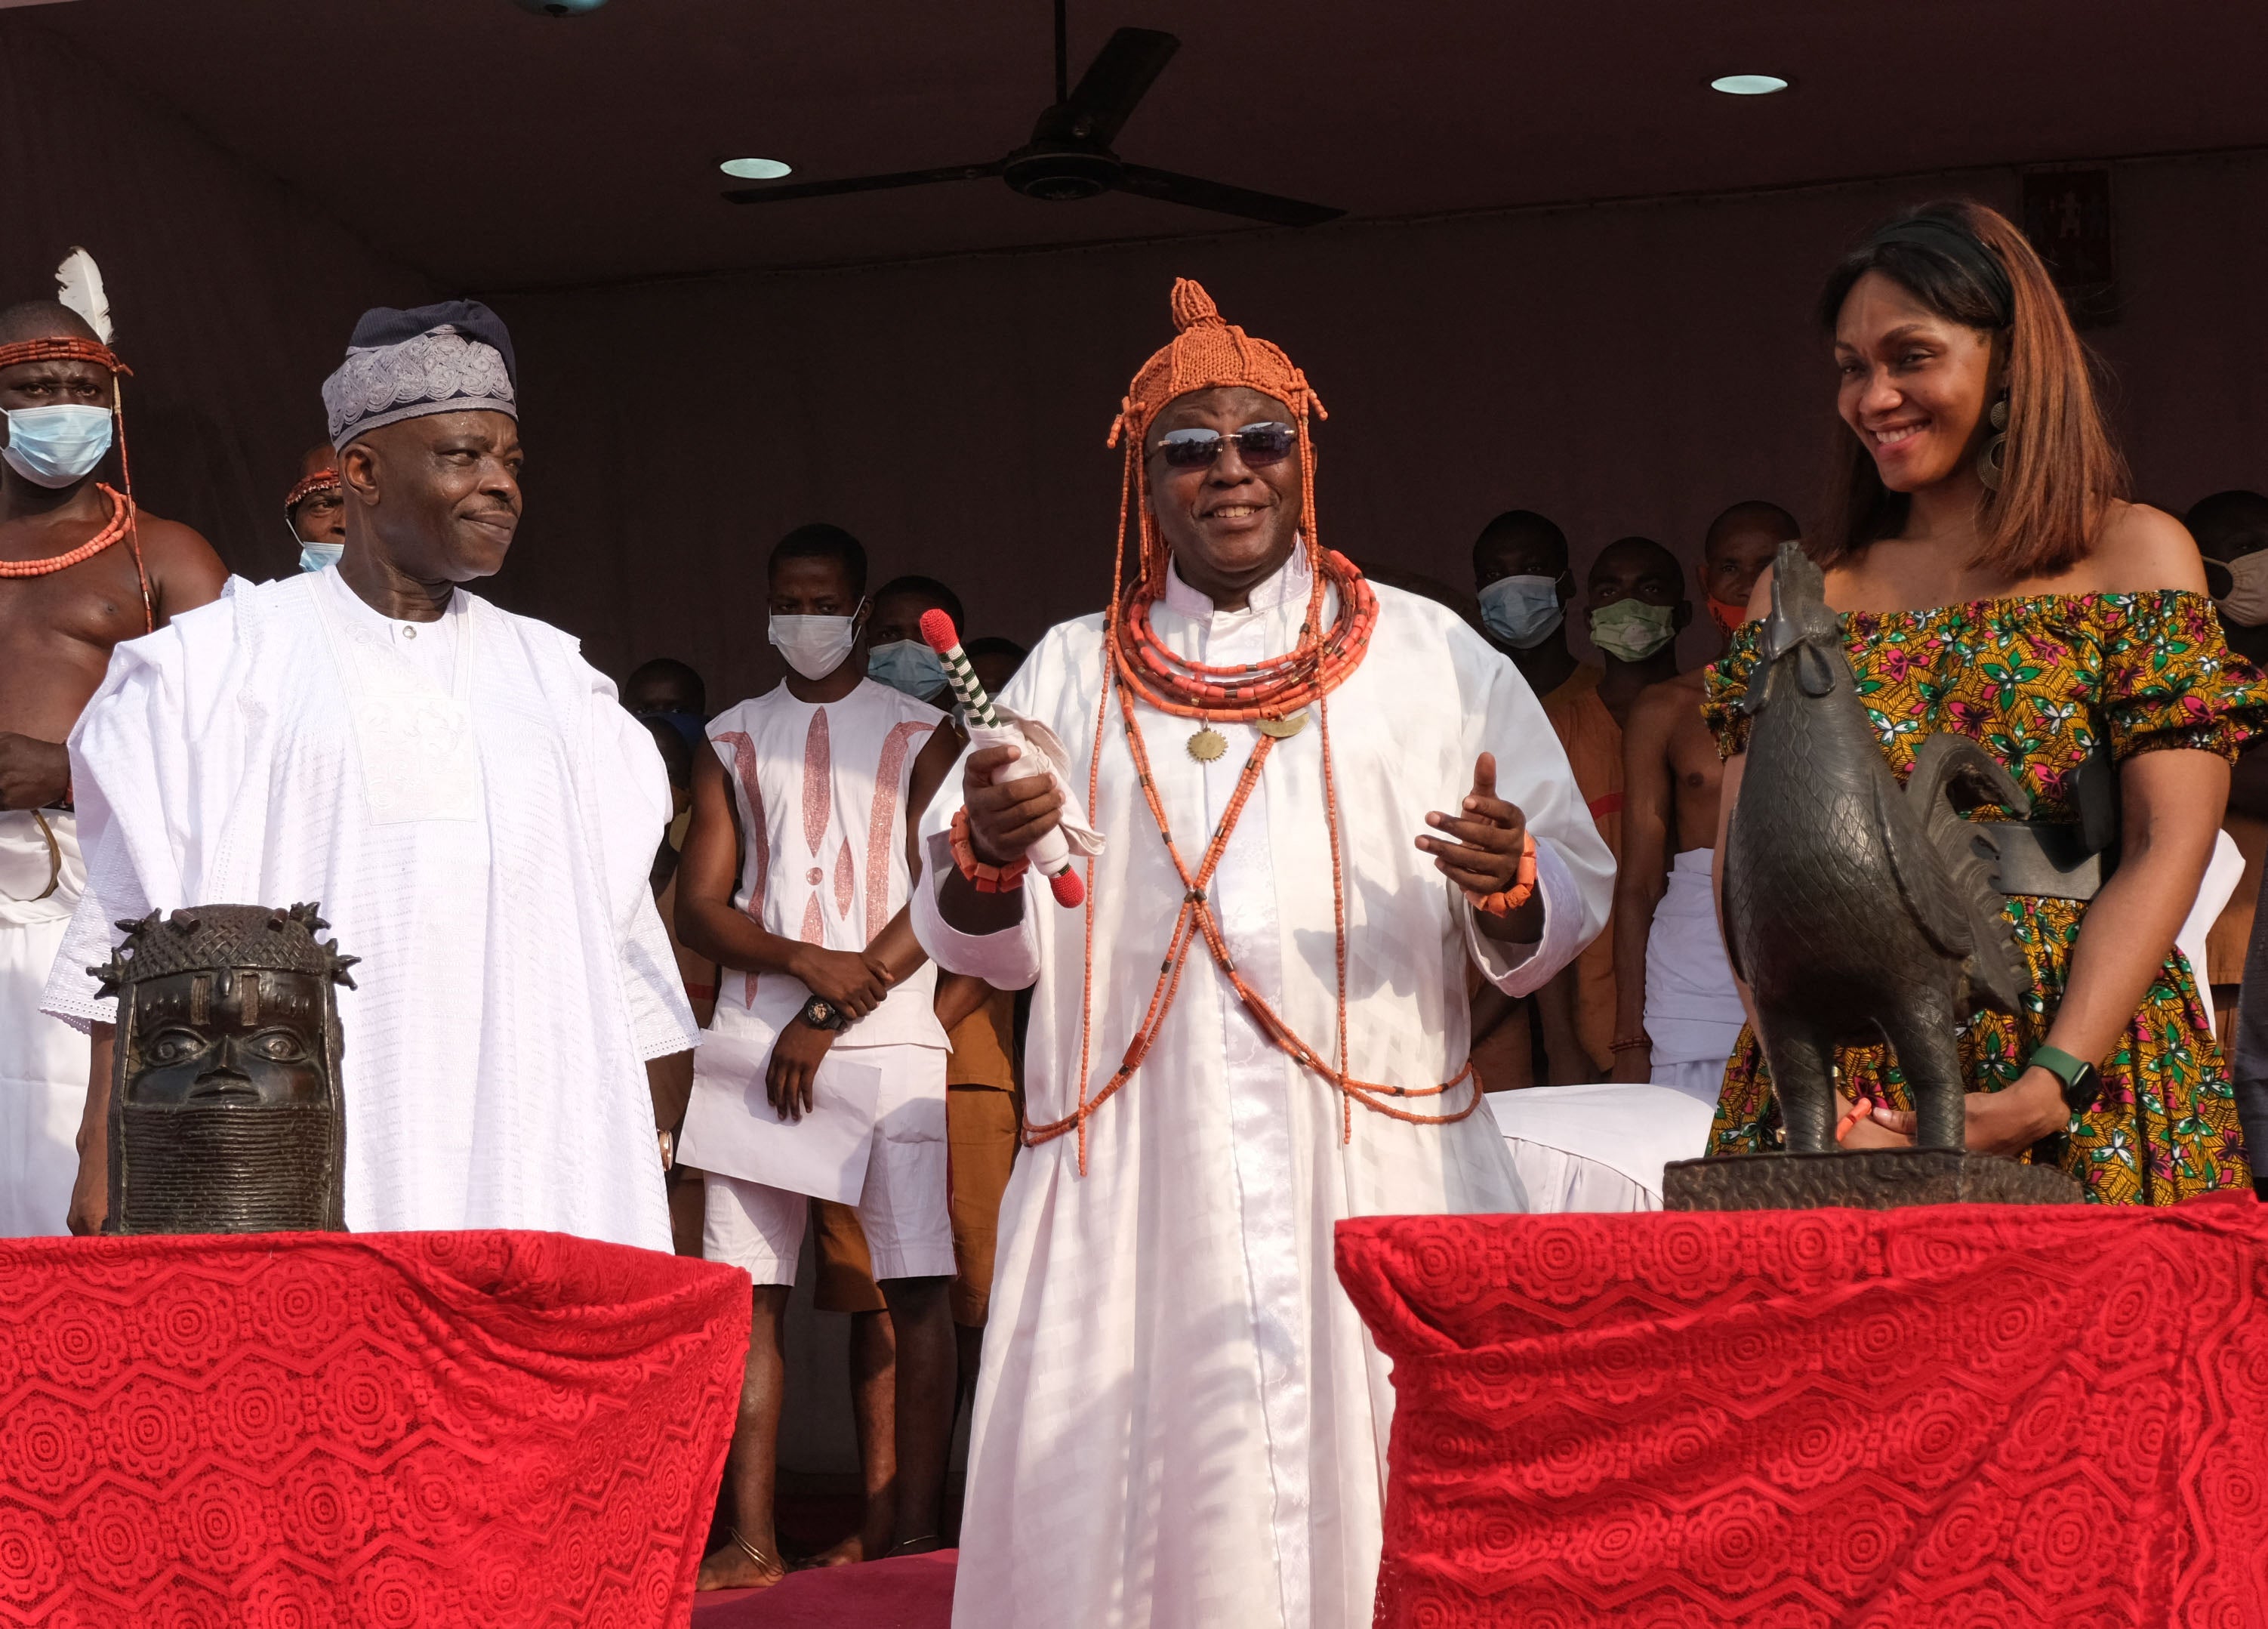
[1703,591,2264,1204]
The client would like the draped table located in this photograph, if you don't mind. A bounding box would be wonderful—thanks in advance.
[0,1230,750,1627]
[1336,1193,2268,1627]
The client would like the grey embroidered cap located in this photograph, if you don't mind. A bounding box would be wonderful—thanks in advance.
[322,299,519,449]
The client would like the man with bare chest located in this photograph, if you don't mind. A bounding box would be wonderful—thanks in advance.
[0,298,223,1234]
[1611,501,1796,1102]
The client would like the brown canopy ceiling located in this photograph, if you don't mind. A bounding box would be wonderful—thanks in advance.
[29,0,2268,288]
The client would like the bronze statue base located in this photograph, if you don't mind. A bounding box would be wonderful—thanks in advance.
[1662,1149,2084,1211]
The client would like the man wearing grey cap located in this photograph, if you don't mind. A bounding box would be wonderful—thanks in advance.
[43,301,696,1249]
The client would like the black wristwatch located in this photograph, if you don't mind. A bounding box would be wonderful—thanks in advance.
[2029,1045,2102,1116]
[797,993,852,1032]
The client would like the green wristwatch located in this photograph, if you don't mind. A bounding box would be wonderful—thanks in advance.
[2029,1044,2102,1115]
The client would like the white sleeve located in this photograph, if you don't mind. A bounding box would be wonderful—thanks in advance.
[587,671,701,1059]
[909,730,1043,991]
[1457,835,1589,998]
[1453,625,1616,997]
[42,643,181,1032]
[621,888,701,1060]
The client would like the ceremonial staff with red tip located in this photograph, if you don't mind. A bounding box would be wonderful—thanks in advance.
[922,608,1086,909]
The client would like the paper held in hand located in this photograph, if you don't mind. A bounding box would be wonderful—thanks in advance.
[676,1028,883,1204]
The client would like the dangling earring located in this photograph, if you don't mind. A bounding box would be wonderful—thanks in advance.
[1975,395,2009,491]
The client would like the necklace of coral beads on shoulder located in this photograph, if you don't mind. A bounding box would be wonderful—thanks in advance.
[1029,425,1484,1177]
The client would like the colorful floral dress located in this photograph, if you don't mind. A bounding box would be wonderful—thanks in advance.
[1703,591,2264,1203]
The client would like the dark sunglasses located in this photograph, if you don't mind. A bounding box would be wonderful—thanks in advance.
[1153,421,1298,470]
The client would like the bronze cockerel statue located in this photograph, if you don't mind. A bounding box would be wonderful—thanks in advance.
[1717,541,2042,1165]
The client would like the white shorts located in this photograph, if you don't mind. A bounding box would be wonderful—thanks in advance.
[702,1046,953,1285]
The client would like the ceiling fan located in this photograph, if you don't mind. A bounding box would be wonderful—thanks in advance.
[723,2,1343,228]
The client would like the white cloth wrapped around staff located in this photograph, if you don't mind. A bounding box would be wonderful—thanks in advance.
[963,705,1105,872]
[914,551,1613,1629]
[1645,847,1746,1106]
[41,566,694,1249]
[923,606,1102,905]
[1,808,88,1236]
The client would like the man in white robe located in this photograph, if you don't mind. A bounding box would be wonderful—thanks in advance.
[42,301,693,1248]
[911,281,1614,1628]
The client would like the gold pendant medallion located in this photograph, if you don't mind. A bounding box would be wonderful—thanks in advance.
[1187,727,1229,763]
[1256,712,1308,739]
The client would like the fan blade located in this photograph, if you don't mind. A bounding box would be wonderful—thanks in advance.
[1063,28,1179,145]
[1114,165,1344,227]
[724,162,1003,205]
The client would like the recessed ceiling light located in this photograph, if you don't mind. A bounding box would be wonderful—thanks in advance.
[1709,73,1791,95]
[720,158,793,180]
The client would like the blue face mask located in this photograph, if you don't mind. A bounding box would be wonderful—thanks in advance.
[1479,574,1566,649]
[2,403,113,489]
[868,638,949,699]
[635,708,708,750]
[298,541,344,573]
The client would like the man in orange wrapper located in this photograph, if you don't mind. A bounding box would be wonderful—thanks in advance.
[910,281,1614,1628]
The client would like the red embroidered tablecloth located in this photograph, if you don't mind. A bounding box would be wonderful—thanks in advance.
[1336,1194,2268,1627]
[0,1229,750,1627]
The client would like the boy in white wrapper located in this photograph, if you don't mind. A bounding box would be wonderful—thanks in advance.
[911,281,1616,1629]
[1612,501,1799,1101]
[673,523,960,1590]
[0,271,226,1236]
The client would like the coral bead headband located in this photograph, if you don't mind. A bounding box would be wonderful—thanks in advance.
[0,336,129,376]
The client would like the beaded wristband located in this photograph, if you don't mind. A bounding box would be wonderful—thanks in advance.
[1469,831,1539,916]
[951,807,1030,894]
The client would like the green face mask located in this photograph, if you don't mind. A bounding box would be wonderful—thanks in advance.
[1589,597,1679,662]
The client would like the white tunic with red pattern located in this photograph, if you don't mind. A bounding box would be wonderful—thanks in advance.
[676,679,947,1184]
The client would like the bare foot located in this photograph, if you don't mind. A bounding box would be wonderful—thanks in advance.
[696,1532,787,1591]
[803,1534,870,1569]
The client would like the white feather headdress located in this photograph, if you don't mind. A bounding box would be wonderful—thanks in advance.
[54,248,113,345]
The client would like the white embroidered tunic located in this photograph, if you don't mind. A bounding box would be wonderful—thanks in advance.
[673,680,947,1190]
[42,569,695,1252]
[698,678,945,1049]
[912,556,1616,1629]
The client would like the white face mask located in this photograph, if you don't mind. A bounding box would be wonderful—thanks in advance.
[2,403,113,489]
[1478,575,1566,649]
[2213,551,2268,628]
[769,604,864,680]
[298,541,344,573]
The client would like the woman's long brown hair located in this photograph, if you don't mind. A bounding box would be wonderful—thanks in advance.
[1813,199,2128,578]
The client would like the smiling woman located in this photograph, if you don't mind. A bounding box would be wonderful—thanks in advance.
[1703,199,2268,1204]
[1815,200,2125,578]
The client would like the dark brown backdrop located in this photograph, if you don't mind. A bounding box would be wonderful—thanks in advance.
[488,149,2268,703]
[7,15,2264,710]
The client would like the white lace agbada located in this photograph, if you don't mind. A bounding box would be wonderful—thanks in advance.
[42,569,695,1251]
[913,557,1615,1629]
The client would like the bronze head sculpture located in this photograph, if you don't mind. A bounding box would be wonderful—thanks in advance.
[91,903,357,1234]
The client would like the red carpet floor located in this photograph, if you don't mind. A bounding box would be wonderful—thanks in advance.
[691,1552,955,1627]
